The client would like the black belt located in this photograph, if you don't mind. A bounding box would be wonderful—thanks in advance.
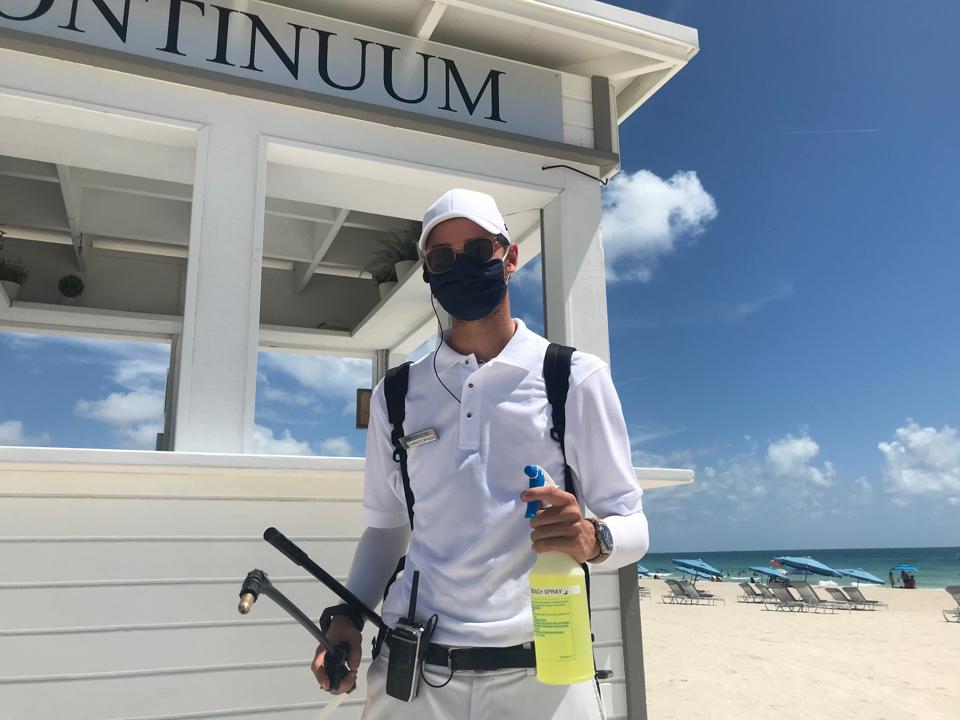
[423,641,536,672]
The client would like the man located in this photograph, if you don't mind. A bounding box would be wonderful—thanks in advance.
[312,188,650,719]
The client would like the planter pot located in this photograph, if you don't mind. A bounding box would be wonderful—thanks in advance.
[378,281,397,300]
[394,260,417,281]
[0,280,21,302]
[59,294,83,306]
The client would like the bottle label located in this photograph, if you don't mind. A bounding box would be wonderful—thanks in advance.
[531,585,581,661]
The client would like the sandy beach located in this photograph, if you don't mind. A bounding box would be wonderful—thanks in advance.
[639,580,959,720]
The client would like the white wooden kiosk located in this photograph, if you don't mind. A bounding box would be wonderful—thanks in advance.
[0,2,697,718]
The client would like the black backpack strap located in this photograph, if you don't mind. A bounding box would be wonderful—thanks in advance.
[374,362,414,660]
[384,361,415,529]
[543,343,609,685]
[543,343,576,497]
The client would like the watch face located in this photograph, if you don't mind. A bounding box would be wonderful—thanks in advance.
[597,522,614,552]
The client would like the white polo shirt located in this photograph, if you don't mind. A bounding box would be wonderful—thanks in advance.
[362,318,645,647]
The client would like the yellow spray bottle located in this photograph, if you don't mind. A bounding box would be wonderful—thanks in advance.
[524,464,595,685]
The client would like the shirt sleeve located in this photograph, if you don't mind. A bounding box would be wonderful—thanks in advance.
[563,362,650,568]
[362,381,411,529]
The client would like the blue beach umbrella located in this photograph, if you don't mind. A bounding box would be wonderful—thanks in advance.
[749,566,790,582]
[676,566,713,579]
[636,564,652,576]
[890,565,919,572]
[837,568,884,586]
[675,567,715,584]
[673,559,723,577]
[772,556,843,579]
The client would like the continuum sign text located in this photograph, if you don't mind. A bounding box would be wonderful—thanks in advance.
[0,0,564,141]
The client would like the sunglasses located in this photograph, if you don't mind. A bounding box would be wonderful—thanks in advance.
[422,234,510,275]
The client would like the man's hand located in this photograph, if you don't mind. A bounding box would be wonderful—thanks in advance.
[520,484,600,565]
[311,616,362,695]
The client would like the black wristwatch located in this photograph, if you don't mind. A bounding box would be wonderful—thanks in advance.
[586,518,614,563]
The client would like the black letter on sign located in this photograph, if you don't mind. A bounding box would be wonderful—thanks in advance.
[58,0,132,43]
[240,14,305,80]
[157,0,205,56]
[0,0,54,20]
[439,59,505,123]
[206,4,237,67]
[314,30,372,91]
[378,43,434,104]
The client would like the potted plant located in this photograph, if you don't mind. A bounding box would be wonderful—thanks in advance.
[0,256,28,302]
[390,220,423,281]
[58,274,85,305]
[364,259,398,300]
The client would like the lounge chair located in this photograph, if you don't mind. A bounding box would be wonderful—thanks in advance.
[680,580,724,605]
[823,586,864,610]
[843,586,888,609]
[792,582,842,613]
[764,583,806,612]
[756,583,778,601]
[738,582,765,603]
[661,578,690,605]
[943,586,960,623]
[637,583,651,600]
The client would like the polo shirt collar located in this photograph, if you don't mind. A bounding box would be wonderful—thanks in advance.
[434,317,539,372]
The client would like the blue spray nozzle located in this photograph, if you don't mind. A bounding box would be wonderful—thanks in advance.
[524,464,545,518]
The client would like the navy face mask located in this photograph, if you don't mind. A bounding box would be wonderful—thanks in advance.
[426,252,508,321]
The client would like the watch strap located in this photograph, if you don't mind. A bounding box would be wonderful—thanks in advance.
[587,518,612,562]
[319,603,365,634]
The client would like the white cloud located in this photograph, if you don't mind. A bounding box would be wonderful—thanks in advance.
[112,358,169,394]
[75,391,164,425]
[317,436,353,457]
[74,391,166,450]
[724,283,794,323]
[767,434,835,487]
[878,421,960,501]
[260,353,371,398]
[648,431,836,520]
[116,422,164,450]
[253,424,314,455]
[510,254,543,296]
[850,476,874,506]
[0,419,51,446]
[260,385,317,408]
[601,169,717,282]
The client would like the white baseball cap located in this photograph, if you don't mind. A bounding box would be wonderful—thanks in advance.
[418,188,511,251]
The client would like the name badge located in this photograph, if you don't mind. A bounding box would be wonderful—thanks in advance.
[399,428,439,450]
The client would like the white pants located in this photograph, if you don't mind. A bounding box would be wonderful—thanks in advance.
[359,645,607,720]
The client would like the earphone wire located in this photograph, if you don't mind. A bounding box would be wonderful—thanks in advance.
[431,295,462,404]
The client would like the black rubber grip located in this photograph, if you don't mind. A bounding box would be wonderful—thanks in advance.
[324,641,352,693]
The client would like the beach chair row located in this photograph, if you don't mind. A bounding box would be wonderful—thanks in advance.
[739,582,888,612]
[661,578,726,606]
[944,586,960,623]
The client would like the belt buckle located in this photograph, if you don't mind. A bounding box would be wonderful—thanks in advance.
[446,645,469,673]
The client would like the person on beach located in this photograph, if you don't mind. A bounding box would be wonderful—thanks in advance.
[310,188,650,719]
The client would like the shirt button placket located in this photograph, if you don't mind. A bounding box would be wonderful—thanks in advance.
[460,361,479,448]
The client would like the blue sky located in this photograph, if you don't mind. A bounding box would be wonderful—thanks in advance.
[1,2,957,551]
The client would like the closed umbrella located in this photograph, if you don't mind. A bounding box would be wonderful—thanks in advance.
[772,556,843,580]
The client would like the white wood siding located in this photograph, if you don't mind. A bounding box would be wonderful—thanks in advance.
[0,451,628,720]
[561,74,596,148]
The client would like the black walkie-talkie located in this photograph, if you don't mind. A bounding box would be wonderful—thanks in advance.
[385,570,431,702]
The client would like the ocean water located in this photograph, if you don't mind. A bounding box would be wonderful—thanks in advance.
[640,547,960,589]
